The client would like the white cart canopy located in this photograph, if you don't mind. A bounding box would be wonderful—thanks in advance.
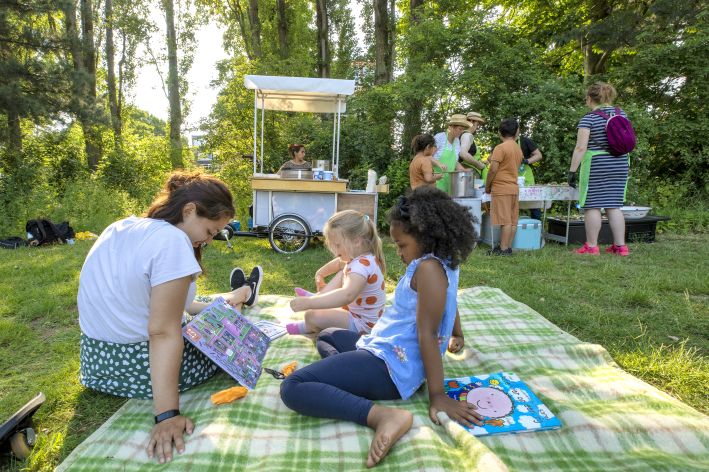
[244,75,355,113]
[245,75,355,177]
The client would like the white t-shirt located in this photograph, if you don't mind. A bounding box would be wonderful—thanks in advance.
[78,216,201,343]
[433,132,461,160]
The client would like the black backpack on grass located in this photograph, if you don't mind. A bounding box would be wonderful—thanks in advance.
[25,219,74,246]
[0,237,26,249]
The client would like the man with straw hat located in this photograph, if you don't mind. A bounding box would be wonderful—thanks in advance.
[459,112,487,177]
[433,114,471,194]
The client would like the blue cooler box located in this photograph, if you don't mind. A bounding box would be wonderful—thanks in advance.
[512,218,543,250]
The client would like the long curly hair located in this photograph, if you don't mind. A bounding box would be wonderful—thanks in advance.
[387,186,476,268]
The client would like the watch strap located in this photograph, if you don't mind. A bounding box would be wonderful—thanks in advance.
[154,409,181,424]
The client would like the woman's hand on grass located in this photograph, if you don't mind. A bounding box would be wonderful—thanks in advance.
[146,415,193,464]
[428,393,482,428]
[447,335,464,353]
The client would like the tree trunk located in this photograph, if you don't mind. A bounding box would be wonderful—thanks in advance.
[80,0,102,171]
[227,0,253,59]
[401,0,424,151]
[276,0,288,59]
[164,0,183,169]
[315,0,330,78]
[409,0,422,23]
[248,0,262,59]
[388,0,395,81]
[373,0,390,84]
[4,109,22,170]
[105,0,121,144]
[581,0,613,80]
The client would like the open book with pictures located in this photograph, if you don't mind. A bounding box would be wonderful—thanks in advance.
[444,371,562,436]
[182,297,271,389]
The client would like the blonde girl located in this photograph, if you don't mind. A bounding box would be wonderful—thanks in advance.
[287,210,386,335]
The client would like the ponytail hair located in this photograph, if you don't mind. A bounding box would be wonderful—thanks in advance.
[146,170,235,265]
[324,210,386,275]
[411,133,435,155]
[288,144,305,159]
[586,82,617,105]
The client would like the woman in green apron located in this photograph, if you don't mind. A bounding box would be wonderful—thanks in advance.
[433,114,471,193]
[567,82,630,256]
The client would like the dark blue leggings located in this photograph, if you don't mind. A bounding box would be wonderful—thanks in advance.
[280,329,401,426]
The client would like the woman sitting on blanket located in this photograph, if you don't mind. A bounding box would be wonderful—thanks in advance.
[77,170,262,464]
[280,186,480,468]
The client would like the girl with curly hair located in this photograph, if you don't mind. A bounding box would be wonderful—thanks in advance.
[280,186,479,468]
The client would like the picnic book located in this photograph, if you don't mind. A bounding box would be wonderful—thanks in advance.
[444,371,561,436]
[253,320,287,341]
[182,297,270,389]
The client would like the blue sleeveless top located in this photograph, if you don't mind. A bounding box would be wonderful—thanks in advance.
[357,254,459,400]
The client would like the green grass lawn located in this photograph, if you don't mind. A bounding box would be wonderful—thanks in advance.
[1,232,707,471]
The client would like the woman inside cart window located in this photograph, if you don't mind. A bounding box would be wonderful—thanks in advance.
[279,144,312,172]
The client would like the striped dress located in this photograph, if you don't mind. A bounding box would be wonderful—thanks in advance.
[578,107,629,208]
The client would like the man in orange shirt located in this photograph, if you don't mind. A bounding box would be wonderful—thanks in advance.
[485,119,523,255]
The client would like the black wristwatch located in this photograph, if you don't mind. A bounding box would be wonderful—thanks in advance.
[155,409,181,424]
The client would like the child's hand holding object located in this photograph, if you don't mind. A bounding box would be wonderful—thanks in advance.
[429,393,482,428]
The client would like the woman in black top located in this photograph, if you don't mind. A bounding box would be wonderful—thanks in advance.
[279,144,312,172]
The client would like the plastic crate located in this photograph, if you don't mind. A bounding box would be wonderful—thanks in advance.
[546,216,670,244]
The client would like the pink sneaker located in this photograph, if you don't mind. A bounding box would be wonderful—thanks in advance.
[575,242,599,255]
[294,287,314,297]
[286,322,304,335]
[606,244,630,256]
[615,245,630,256]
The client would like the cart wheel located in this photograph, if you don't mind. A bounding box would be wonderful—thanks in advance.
[268,215,311,254]
[9,429,33,459]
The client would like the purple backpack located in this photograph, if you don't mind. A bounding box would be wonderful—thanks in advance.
[592,107,636,156]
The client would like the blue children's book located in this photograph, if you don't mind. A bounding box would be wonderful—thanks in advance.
[443,372,561,436]
[182,297,270,389]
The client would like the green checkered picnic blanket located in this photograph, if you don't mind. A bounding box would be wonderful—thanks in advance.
[58,287,709,471]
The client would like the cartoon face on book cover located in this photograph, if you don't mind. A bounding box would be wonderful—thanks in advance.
[183,298,270,389]
[444,372,561,436]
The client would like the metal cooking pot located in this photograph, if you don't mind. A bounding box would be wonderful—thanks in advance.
[450,171,473,197]
[279,169,314,179]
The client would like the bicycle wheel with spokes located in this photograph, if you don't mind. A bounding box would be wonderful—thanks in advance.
[268,214,311,254]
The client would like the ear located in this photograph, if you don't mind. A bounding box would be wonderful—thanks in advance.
[182,202,197,218]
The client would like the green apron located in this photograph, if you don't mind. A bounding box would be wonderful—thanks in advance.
[516,138,535,185]
[578,150,629,207]
[578,150,602,207]
[434,142,458,194]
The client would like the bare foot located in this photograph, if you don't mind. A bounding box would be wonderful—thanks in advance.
[365,405,413,468]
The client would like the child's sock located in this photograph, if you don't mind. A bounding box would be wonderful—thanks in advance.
[294,287,314,297]
[286,321,306,335]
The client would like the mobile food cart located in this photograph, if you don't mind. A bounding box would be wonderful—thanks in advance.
[241,75,379,254]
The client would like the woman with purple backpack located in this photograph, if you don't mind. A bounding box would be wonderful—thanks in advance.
[567,82,635,256]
